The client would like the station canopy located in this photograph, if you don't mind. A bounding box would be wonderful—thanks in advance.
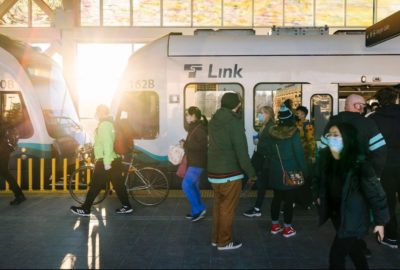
[0,0,399,28]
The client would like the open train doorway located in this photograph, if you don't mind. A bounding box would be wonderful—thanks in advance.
[338,83,399,114]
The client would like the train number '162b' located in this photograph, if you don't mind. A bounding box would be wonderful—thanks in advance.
[132,79,155,89]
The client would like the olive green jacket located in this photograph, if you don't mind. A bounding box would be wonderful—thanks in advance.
[208,107,256,179]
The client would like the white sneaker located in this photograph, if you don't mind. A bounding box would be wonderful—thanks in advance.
[217,241,242,251]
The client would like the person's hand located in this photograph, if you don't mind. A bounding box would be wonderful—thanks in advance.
[104,164,112,171]
[316,198,320,205]
[179,139,185,147]
[310,157,316,164]
[373,225,384,243]
[248,176,257,184]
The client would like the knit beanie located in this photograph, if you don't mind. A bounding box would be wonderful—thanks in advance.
[221,92,241,110]
[278,104,294,124]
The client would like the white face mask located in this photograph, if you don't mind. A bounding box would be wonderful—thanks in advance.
[327,136,344,153]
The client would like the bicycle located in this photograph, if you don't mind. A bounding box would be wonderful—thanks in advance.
[68,147,169,206]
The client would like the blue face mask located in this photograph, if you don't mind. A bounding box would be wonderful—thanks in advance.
[258,113,265,123]
[327,136,344,153]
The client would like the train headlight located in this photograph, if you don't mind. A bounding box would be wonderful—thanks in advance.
[21,154,27,160]
[361,75,367,83]
[21,147,27,153]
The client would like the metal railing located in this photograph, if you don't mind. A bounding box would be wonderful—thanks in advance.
[0,158,90,193]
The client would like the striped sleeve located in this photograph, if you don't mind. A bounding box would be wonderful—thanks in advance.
[369,133,386,151]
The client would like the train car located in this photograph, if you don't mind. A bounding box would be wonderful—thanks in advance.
[112,29,400,186]
[0,34,88,187]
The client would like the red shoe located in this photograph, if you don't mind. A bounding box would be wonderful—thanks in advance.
[270,223,283,234]
[283,226,296,238]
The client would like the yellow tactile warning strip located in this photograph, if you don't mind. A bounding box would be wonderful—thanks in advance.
[0,189,274,198]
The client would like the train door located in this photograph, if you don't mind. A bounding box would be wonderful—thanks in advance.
[303,84,337,140]
[337,84,399,113]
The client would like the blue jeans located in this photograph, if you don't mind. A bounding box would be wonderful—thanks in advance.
[182,166,206,215]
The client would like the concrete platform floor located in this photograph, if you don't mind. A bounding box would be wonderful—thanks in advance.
[0,192,399,269]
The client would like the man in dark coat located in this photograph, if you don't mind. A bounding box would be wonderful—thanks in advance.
[369,87,400,249]
[208,92,256,251]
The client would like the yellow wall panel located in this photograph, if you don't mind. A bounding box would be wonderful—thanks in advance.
[193,0,222,26]
[163,0,191,26]
[285,0,313,26]
[254,0,283,27]
[224,0,252,26]
[315,0,345,27]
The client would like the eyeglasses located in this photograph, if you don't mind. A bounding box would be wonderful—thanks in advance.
[354,102,367,108]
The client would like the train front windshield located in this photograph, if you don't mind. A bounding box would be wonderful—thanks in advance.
[26,61,81,139]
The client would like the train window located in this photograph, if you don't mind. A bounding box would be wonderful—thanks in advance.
[310,94,333,139]
[0,92,33,139]
[184,83,244,120]
[254,83,302,130]
[117,91,159,140]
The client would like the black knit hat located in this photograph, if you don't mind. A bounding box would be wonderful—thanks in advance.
[221,92,241,109]
[295,105,308,116]
[278,104,294,125]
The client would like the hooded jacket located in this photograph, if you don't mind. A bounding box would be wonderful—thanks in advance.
[317,149,390,238]
[207,107,255,180]
[266,125,307,190]
[184,121,208,169]
[94,117,119,166]
[369,104,400,166]
[322,112,387,177]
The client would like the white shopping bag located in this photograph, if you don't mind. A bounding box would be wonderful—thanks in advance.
[168,144,185,165]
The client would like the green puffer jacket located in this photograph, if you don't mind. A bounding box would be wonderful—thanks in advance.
[208,107,256,179]
[94,117,119,166]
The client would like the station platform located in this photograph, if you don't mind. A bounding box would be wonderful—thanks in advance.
[0,192,399,269]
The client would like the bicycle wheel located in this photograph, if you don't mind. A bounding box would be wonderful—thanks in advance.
[125,167,169,206]
[68,165,109,205]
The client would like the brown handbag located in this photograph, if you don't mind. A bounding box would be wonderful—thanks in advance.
[275,144,305,186]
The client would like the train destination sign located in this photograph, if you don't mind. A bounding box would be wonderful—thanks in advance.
[366,10,400,47]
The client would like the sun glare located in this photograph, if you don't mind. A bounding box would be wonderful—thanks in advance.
[77,44,133,118]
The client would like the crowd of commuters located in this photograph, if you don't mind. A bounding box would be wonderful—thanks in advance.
[2,88,399,268]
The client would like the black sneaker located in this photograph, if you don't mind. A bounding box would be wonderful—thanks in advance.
[10,195,26,206]
[70,206,90,216]
[243,207,261,217]
[191,209,206,222]
[116,206,133,214]
[185,214,193,220]
[381,237,398,249]
[217,241,242,251]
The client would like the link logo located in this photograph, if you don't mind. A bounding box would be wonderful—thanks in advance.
[184,64,243,78]
[184,64,203,78]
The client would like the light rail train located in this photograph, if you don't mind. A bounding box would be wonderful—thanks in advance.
[113,29,400,174]
[0,34,88,187]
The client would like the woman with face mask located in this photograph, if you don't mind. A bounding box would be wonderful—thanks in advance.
[315,122,389,269]
[243,106,275,217]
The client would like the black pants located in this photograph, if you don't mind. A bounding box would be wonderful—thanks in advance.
[271,189,295,224]
[0,152,23,198]
[82,159,131,210]
[254,168,269,209]
[381,164,400,241]
[329,235,368,269]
